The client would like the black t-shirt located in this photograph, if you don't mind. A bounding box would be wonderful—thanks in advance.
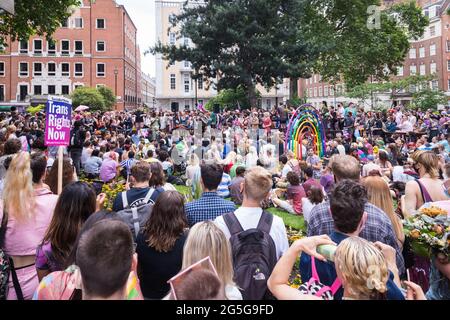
[136,232,187,299]
[112,187,164,212]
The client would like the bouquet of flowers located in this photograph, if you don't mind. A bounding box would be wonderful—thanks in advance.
[403,205,450,259]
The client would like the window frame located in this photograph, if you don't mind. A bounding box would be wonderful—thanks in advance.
[74,63,84,78]
[0,61,5,77]
[61,40,70,56]
[47,62,57,76]
[18,62,29,77]
[33,62,43,77]
[96,18,106,29]
[96,41,106,52]
[33,39,43,55]
[96,63,106,77]
[170,74,176,90]
[61,62,70,77]
[74,40,83,55]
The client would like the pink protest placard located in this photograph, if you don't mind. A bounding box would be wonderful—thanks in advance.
[44,96,72,147]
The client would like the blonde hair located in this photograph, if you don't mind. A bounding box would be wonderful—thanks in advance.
[411,150,439,178]
[362,176,404,245]
[244,166,272,202]
[182,221,235,287]
[188,153,200,166]
[335,237,388,300]
[2,152,35,221]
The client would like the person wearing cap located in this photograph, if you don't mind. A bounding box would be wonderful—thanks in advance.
[362,154,382,177]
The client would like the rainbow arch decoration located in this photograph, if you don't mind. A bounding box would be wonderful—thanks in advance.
[285,105,327,159]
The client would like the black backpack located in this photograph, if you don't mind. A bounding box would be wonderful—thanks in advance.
[223,211,277,300]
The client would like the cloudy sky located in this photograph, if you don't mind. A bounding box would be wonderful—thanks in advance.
[116,0,157,77]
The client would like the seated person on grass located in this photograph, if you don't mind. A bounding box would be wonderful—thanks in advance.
[271,172,306,215]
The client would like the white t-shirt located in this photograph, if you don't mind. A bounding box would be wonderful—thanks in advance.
[337,145,346,156]
[281,164,293,178]
[215,207,289,260]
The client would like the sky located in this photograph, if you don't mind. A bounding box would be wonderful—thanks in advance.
[116,0,157,77]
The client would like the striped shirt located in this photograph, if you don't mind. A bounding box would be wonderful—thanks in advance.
[217,173,231,198]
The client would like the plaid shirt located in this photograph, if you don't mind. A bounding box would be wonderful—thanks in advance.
[307,201,405,274]
[185,192,237,227]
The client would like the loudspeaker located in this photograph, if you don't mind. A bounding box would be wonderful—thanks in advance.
[171,102,179,113]
[213,104,220,114]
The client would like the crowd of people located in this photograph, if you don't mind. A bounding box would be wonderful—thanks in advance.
[0,101,449,301]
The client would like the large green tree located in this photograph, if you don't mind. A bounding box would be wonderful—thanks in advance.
[152,0,428,106]
[71,87,106,112]
[97,86,116,110]
[0,0,80,46]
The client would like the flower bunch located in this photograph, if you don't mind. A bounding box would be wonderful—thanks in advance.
[403,206,450,258]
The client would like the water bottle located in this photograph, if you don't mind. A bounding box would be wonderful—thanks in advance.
[317,244,337,262]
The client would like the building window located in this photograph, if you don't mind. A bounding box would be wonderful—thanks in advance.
[184,60,190,68]
[96,41,105,52]
[0,85,5,101]
[319,87,323,97]
[48,85,56,95]
[74,41,83,55]
[447,60,450,72]
[74,18,83,28]
[324,86,328,97]
[19,62,28,77]
[430,62,437,74]
[448,79,450,91]
[169,33,176,45]
[409,48,416,59]
[431,80,438,91]
[419,47,425,58]
[430,44,436,56]
[397,66,404,76]
[169,14,176,24]
[62,85,70,95]
[61,18,69,28]
[419,64,426,76]
[184,38,189,47]
[410,65,417,75]
[61,63,70,76]
[34,85,42,95]
[48,41,56,55]
[447,41,450,52]
[314,87,317,97]
[198,77,203,90]
[19,85,28,101]
[430,25,435,37]
[170,74,176,90]
[96,19,105,29]
[184,74,190,93]
[96,63,106,77]
[19,40,28,54]
[33,62,42,76]
[33,39,43,55]
[0,62,4,76]
[75,63,83,77]
[61,40,70,55]
[48,63,56,76]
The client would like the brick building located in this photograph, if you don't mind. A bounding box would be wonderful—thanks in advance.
[0,0,143,111]
[298,0,450,110]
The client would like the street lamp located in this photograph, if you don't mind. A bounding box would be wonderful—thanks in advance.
[114,68,118,110]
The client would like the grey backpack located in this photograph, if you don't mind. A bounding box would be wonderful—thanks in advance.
[223,211,277,300]
[116,189,155,240]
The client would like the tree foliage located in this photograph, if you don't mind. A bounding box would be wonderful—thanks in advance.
[0,0,80,46]
[71,87,106,112]
[97,86,116,110]
[412,89,448,111]
[346,75,435,101]
[152,0,428,106]
[205,86,258,110]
